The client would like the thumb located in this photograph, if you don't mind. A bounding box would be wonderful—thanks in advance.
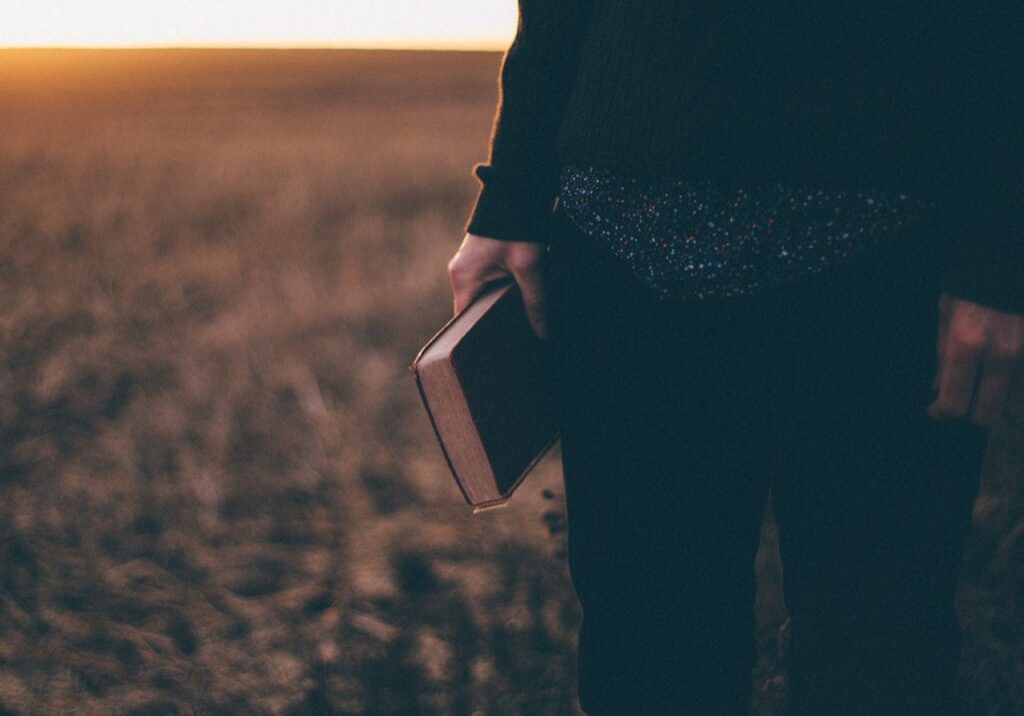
[510,263,547,340]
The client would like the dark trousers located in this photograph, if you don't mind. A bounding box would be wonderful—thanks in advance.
[542,203,990,716]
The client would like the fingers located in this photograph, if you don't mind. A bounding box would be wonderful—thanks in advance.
[447,254,505,315]
[447,235,548,340]
[927,325,983,422]
[508,257,547,340]
[970,322,1024,425]
[449,268,485,315]
[932,293,953,391]
[927,294,1024,427]
[970,354,1014,426]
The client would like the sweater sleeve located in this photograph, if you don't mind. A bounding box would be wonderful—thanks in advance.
[935,9,1024,314]
[938,183,1024,314]
[463,0,595,244]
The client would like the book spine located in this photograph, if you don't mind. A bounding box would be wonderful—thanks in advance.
[410,363,479,509]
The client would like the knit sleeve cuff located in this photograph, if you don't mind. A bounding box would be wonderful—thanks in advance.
[463,164,558,244]
[939,238,1024,314]
[936,190,1024,314]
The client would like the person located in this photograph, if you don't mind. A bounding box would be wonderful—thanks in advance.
[447,3,1024,715]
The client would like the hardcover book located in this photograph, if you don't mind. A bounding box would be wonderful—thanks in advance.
[410,278,560,512]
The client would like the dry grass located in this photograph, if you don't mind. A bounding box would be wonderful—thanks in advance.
[0,48,1020,715]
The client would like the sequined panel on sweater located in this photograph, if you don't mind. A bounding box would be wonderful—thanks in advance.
[557,163,937,302]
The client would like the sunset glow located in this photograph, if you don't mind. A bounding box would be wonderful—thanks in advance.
[0,0,516,49]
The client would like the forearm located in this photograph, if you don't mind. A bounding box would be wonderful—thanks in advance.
[939,193,1024,314]
[935,9,1023,313]
[464,0,595,244]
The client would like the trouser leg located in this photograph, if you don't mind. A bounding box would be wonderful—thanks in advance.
[544,207,777,715]
[756,225,990,716]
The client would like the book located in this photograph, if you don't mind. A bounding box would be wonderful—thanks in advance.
[410,278,560,513]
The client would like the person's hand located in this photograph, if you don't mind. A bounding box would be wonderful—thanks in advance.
[928,292,1024,427]
[447,233,548,339]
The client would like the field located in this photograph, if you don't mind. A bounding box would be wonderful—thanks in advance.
[0,48,1021,715]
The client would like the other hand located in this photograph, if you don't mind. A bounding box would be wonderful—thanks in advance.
[928,292,1024,427]
[447,233,548,339]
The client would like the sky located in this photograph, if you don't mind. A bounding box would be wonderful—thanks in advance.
[0,0,517,49]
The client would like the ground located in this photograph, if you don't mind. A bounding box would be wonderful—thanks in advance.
[0,48,1021,715]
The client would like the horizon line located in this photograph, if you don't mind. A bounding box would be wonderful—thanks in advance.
[0,41,508,52]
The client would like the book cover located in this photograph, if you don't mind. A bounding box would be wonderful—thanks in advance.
[411,278,560,512]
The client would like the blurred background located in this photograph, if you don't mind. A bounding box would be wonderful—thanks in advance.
[0,3,1021,714]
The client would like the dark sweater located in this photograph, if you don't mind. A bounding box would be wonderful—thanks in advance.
[464,1,1023,313]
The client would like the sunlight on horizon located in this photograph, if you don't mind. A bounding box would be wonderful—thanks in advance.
[0,0,516,50]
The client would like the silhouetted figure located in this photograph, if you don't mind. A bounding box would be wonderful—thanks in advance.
[448,3,1024,714]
